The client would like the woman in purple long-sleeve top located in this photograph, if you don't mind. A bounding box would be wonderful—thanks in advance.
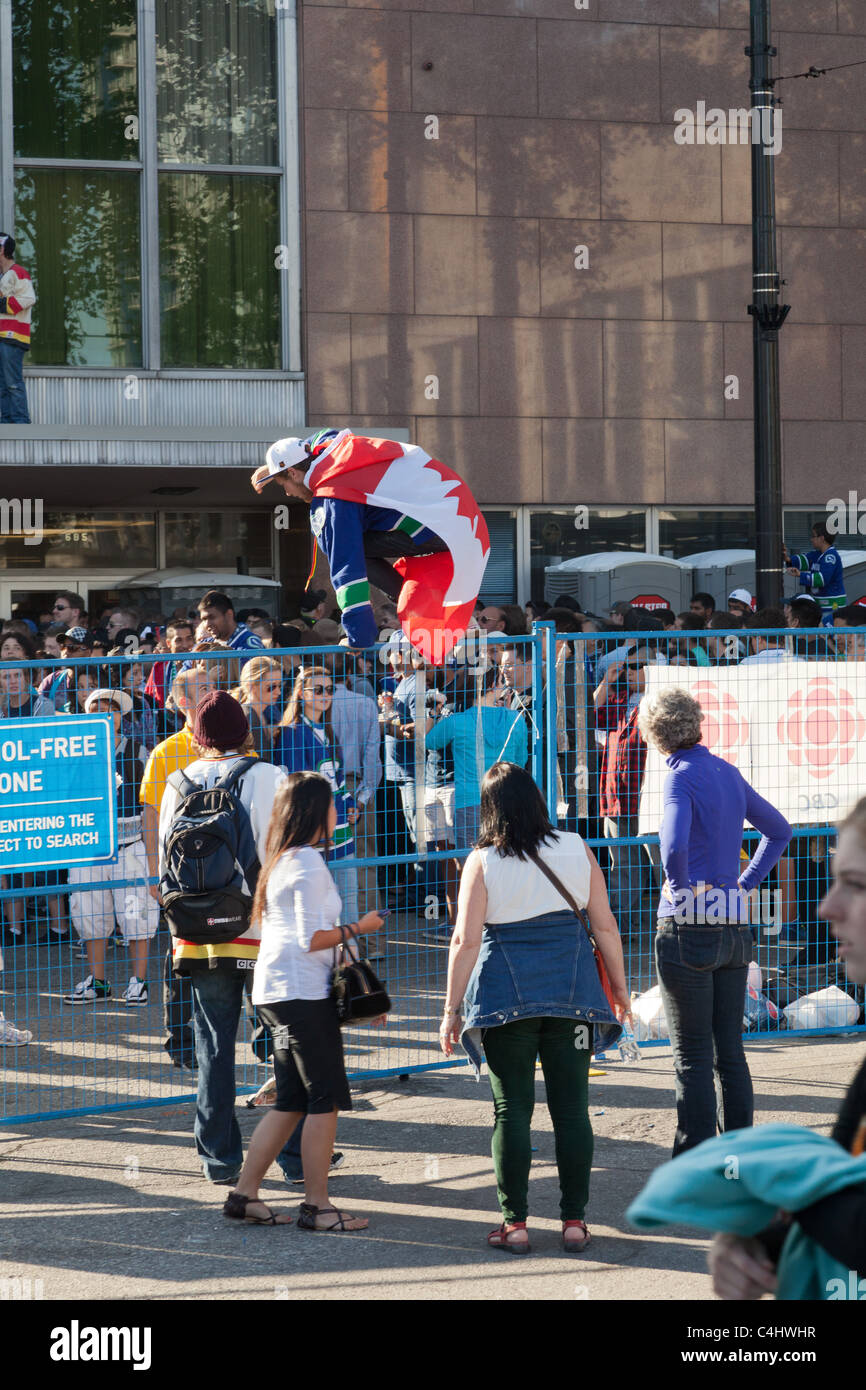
[638,686,792,1157]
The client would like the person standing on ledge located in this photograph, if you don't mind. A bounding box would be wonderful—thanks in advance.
[251,428,489,664]
[784,522,846,629]
[0,234,35,425]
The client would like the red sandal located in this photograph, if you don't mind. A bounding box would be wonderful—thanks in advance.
[562,1219,591,1252]
[487,1221,530,1254]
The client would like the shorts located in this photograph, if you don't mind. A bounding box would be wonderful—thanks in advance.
[256,997,352,1114]
[68,840,160,943]
[400,782,456,846]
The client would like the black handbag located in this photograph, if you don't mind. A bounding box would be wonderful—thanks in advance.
[330,924,392,1026]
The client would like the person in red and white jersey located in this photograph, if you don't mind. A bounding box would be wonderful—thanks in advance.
[0,233,35,424]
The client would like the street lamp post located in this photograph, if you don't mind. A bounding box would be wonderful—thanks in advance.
[747,0,790,608]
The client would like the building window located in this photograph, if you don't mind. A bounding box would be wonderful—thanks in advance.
[480,511,517,606]
[529,508,647,602]
[13,0,139,162]
[159,173,280,369]
[10,0,284,370]
[156,0,278,166]
[163,511,273,570]
[0,511,156,570]
[659,510,755,559]
[14,169,142,367]
[784,509,866,555]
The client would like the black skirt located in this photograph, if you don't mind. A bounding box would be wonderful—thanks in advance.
[256,996,352,1113]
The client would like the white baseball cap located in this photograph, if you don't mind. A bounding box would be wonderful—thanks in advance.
[264,437,310,478]
[84,688,133,716]
[728,589,753,608]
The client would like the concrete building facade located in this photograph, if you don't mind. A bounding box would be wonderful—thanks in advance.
[298,0,866,600]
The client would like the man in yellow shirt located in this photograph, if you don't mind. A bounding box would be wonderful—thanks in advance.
[140,664,220,1068]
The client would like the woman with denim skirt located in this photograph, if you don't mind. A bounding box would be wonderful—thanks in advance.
[440,761,630,1255]
[637,686,792,1158]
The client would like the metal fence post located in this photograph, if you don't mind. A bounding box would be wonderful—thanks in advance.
[532,620,558,820]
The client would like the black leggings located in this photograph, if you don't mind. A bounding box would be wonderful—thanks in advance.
[363,530,448,602]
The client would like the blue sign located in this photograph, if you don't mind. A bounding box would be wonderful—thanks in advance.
[0,716,117,872]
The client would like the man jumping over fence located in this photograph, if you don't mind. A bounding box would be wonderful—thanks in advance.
[251,428,489,664]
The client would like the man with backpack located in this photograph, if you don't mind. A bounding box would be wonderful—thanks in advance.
[157,691,286,1184]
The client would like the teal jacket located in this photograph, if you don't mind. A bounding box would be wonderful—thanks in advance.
[426,704,528,810]
[627,1124,866,1300]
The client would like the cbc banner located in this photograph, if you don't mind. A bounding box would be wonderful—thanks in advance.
[638,664,866,833]
[0,716,118,872]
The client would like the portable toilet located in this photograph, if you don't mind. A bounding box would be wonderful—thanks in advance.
[544,552,691,616]
[681,549,756,612]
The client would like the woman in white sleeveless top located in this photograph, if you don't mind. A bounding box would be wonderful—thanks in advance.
[440,762,631,1255]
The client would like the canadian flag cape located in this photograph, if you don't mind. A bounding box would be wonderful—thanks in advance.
[306,432,489,664]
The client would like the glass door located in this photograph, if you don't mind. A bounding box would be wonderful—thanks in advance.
[0,580,92,629]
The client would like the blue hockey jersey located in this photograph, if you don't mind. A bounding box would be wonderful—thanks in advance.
[789,545,846,625]
[310,497,439,648]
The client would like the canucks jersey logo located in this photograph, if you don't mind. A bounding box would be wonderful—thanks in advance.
[310,503,326,540]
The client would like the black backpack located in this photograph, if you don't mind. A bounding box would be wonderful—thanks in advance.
[160,758,260,946]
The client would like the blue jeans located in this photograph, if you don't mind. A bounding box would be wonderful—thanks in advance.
[0,341,30,423]
[189,967,294,1182]
[655,921,755,1157]
[603,814,661,934]
[331,858,359,927]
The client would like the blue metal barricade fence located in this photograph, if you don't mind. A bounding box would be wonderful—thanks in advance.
[1,622,863,1124]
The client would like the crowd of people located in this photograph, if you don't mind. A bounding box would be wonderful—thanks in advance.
[0,576,864,1286]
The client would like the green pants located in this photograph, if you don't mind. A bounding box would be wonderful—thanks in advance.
[482,1016,594,1224]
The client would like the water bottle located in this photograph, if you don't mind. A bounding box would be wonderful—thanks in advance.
[618,1016,641,1064]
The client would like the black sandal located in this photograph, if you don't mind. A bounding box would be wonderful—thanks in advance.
[297,1201,368,1233]
[223,1191,292,1225]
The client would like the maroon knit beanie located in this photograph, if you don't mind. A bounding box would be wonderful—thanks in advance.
[193,690,249,750]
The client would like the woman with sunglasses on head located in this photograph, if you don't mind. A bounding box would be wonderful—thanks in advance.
[272,665,360,930]
[224,772,384,1229]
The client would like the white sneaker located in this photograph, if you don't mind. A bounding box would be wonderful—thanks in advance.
[0,1015,32,1045]
[122,976,148,1006]
[63,975,111,1005]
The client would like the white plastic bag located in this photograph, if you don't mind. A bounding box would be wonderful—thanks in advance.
[631,984,669,1041]
[783,985,860,1031]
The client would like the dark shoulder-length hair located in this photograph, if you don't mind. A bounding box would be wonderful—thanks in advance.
[476,761,558,860]
[250,771,334,928]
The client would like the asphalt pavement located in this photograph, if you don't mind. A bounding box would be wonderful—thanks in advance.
[1,1034,862,1302]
